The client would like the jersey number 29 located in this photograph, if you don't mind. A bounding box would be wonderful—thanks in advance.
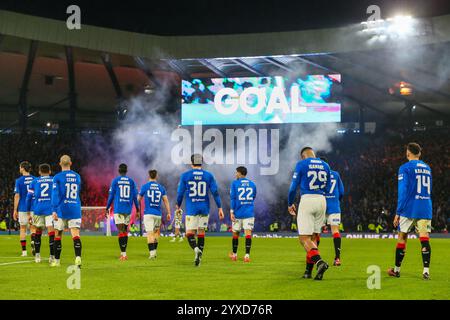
[307,171,327,190]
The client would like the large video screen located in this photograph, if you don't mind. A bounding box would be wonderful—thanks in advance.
[181,75,341,125]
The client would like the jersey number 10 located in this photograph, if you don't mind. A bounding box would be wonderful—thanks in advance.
[119,185,130,198]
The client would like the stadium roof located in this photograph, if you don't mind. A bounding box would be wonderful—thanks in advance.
[2,0,450,36]
[0,9,449,130]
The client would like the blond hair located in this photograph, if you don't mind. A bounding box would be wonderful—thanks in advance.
[60,155,72,167]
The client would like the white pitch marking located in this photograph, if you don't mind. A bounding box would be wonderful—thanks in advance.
[0,260,34,266]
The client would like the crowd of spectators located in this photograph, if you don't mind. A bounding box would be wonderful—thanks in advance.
[270,127,449,233]
[0,127,448,233]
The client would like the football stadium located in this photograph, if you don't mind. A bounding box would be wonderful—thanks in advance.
[0,0,449,306]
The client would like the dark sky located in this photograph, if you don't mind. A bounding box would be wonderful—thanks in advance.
[1,0,450,35]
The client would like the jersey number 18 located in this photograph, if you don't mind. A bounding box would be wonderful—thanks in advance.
[65,183,78,199]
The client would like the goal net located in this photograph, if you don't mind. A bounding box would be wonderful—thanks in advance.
[81,206,143,236]
[81,206,110,235]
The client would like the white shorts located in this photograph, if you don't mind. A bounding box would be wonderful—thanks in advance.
[174,219,183,229]
[114,214,131,225]
[54,218,82,231]
[232,217,255,232]
[31,214,53,228]
[297,194,326,235]
[326,213,341,226]
[185,215,209,231]
[144,215,161,233]
[18,212,30,226]
[399,216,432,234]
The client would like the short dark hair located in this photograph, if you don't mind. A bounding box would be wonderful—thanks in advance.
[300,147,313,155]
[319,156,329,164]
[191,154,203,166]
[20,161,31,173]
[39,163,51,174]
[407,142,422,155]
[118,163,128,174]
[149,170,158,179]
[236,166,247,176]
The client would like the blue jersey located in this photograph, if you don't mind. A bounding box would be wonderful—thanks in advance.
[396,160,432,220]
[14,175,35,212]
[26,176,53,216]
[288,158,331,206]
[51,170,82,220]
[139,181,166,216]
[325,170,344,214]
[106,175,139,215]
[176,169,222,216]
[230,178,257,219]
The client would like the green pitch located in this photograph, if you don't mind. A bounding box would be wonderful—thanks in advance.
[1,235,449,300]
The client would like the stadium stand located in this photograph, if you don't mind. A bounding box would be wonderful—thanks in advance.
[1,126,448,232]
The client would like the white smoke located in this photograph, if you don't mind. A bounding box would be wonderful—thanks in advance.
[107,92,339,226]
[82,73,340,230]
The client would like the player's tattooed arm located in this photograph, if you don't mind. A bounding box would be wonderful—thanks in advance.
[393,214,400,228]
[163,195,171,221]
[288,204,297,216]
[13,193,19,221]
[218,208,224,220]
[105,207,111,219]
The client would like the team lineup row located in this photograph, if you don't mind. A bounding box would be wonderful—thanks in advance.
[12,143,433,280]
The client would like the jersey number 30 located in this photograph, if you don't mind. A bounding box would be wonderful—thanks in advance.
[188,181,207,197]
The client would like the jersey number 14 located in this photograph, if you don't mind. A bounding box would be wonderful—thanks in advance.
[416,175,431,195]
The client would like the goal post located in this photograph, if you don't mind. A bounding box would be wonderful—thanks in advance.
[81,206,110,236]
